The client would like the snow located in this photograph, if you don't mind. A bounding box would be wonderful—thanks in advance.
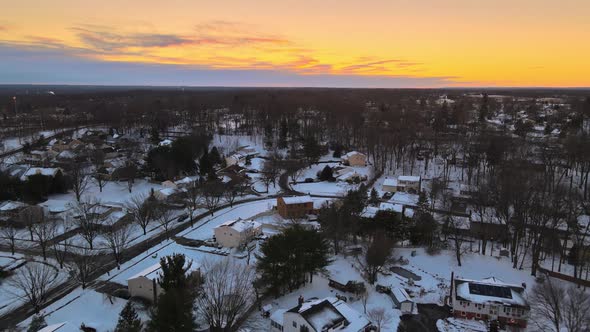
[218,219,261,233]
[454,277,527,307]
[389,192,419,206]
[398,175,420,182]
[49,178,164,205]
[20,167,61,180]
[437,317,487,332]
[281,195,313,205]
[0,200,26,211]
[19,288,127,332]
[383,178,398,187]
[38,322,68,332]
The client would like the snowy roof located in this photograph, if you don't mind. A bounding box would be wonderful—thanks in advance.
[379,202,403,213]
[21,167,61,180]
[38,323,68,332]
[0,201,27,211]
[398,175,420,182]
[175,176,196,185]
[390,192,419,206]
[281,195,313,205]
[218,218,261,232]
[454,277,528,308]
[392,287,412,303]
[291,297,371,332]
[128,260,200,281]
[343,151,366,159]
[383,178,398,187]
[361,206,379,219]
[159,139,173,146]
[270,308,287,326]
[39,199,72,213]
[57,150,75,159]
[158,188,178,197]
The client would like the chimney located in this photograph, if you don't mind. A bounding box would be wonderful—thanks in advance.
[298,295,304,306]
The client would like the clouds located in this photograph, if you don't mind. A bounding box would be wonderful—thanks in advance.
[0,43,455,87]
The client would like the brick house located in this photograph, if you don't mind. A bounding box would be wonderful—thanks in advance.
[277,196,314,219]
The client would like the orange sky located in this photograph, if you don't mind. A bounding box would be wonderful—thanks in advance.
[1,0,589,87]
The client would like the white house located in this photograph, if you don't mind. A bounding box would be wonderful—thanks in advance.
[127,263,164,302]
[19,167,62,181]
[450,275,529,329]
[214,218,262,248]
[391,287,415,315]
[271,296,373,332]
[382,176,421,193]
[127,260,200,303]
[341,151,367,167]
[382,178,399,193]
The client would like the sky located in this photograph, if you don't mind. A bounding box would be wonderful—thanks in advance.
[1,0,589,88]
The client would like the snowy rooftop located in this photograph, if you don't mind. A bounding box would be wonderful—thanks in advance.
[392,287,412,303]
[455,277,528,308]
[281,195,313,205]
[287,297,370,332]
[218,218,261,232]
[270,308,287,326]
[390,192,419,206]
[20,167,61,180]
[0,201,27,211]
[127,259,200,281]
[383,178,398,187]
[39,199,72,213]
[398,175,420,182]
[343,151,365,158]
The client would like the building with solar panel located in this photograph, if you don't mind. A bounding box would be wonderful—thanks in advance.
[449,274,530,330]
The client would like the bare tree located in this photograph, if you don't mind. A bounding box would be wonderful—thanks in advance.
[8,263,58,313]
[202,181,224,215]
[368,307,393,332]
[31,214,57,261]
[69,249,96,289]
[90,149,107,192]
[155,205,174,239]
[185,181,202,227]
[357,233,394,284]
[563,286,590,332]
[531,277,564,332]
[196,259,256,332]
[1,225,18,255]
[126,194,153,235]
[71,199,103,250]
[223,182,240,208]
[70,161,89,202]
[52,231,71,270]
[19,207,40,241]
[102,223,133,269]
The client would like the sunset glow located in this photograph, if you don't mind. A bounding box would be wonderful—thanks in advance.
[1,0,589,87]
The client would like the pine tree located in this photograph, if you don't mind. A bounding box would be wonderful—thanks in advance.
[115,302,142,332]
[369,188,380,206]
[147,254,198,332]
[208,147,221,165]
[199,151,212,176]
[27,314,47,332]
[319,165,334,181]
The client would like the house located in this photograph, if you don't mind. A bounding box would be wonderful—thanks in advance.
[0,201,28,220]
[271,296,373,332]
[450,274,529,329]
[391,287,415,315]
[161,180,178,189]
[20,167,63,181]
[214,218,262,248]
[277,196,314,219]
[382,176,421,194]
[397,176,421,193]
[127,260,200,302]
[389,192,420,207]
[154,188,182,201]
[382,178,400,193]
[341,151,367,167]
[225,153,245,166]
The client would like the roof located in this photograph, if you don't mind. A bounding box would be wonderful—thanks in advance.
[270,308,287,326]
[128,260,200,281]
[38,199,72,213]
[288,297,371,332]
[0,201,27,211]
[281,195,313,205]
[383,178,398,187]
[343,151,366,159]
[20,167,61,180]
[454,277,528,308]
[38,323,68,332]
[398,175,420,182]
[218,218,261,232]
[390,192,419,206]
[392,287,412,303]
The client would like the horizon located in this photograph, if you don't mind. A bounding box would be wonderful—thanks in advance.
[1,0,589,88]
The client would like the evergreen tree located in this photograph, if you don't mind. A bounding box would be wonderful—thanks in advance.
[257,225,331,296]
[27,315,47,332]
[147,254,198,332]
[208,146,222,165]
[115,302,142,332]
[332,144,343,158]
[199,151,212,176]
[319,165,334,181]
[369,188,380,206]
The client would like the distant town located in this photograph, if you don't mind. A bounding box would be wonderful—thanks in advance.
[0,87,589,332]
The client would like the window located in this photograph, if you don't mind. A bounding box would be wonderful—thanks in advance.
[461,311,466,317]
[293,322,297,328]
[476,313,481,319]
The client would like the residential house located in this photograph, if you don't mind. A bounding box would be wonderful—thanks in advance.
[270,296,373,332]
[341,151,367,167]
[382,178,400,193]
[391,287,415,315]
[382,176,421,194]
[0,201,28,220]
[450,274,529,329]
[214,218,262,248]
[277,196,314,219]
[127,260,200,303]
[20,167,63,181]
